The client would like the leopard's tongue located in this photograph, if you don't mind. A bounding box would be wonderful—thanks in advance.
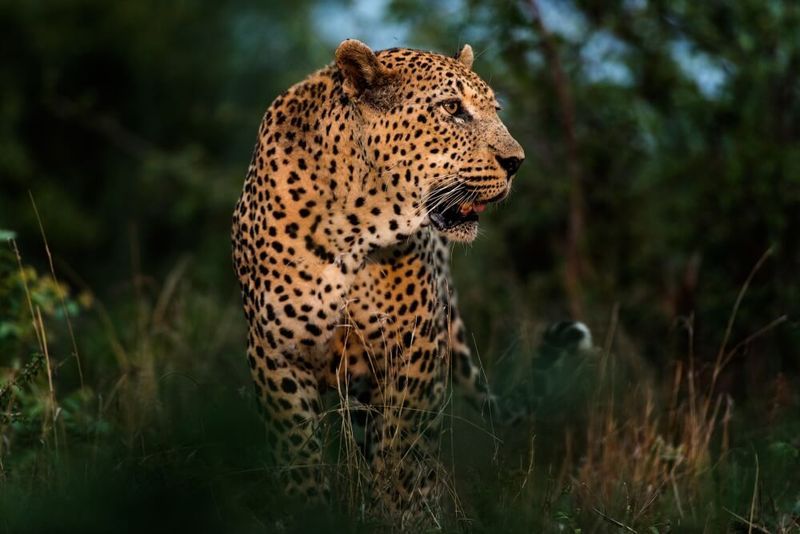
[460,202,487,215]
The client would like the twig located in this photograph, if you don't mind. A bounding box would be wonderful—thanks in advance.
[721,315,788,369]
[748,453,759,534]
[708,248,773,408]
[527,0,590,319]
[592,507,638,533]
[45,93,154,158]
[722,507,771,534]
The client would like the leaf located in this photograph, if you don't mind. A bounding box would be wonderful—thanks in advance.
[0,321,23,339]
[0,229,17,241]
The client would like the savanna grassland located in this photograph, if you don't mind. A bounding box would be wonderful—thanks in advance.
[1,1,798,532]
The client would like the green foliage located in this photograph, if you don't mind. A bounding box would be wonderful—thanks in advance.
[0,0,330,286]
[0,235,108,482]
[390,0,800,362]
[0,243,82,349]
[0,0,798,531]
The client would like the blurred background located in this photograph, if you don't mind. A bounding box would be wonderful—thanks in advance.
[1,0,798,532]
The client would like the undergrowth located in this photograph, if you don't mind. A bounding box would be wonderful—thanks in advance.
[1,228,798,533]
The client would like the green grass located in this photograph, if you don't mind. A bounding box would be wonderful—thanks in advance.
[1,238,798,533]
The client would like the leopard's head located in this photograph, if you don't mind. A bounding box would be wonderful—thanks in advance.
[336,40,524,242]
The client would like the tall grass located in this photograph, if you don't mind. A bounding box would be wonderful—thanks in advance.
[1,227,798,533]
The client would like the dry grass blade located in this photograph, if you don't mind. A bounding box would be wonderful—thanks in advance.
[11,239,42,349]
[29,192,85,389]
[520,434,535,491]
[34,306,60,453]
[723,507,772,534]
[749,453,759,534]
[708,247,773,408]
[598,301,620,387]
[721,315,789,369]
[10,235,63,452]
[592,507,638,533]
[151,257,190,328]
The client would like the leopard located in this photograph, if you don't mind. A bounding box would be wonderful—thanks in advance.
[231,38,583,527]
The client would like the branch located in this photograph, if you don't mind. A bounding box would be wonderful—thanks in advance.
[527,0,590,319]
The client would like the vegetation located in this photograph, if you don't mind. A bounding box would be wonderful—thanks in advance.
[1,0,798,531]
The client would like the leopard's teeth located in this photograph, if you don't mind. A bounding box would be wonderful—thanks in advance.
[459,202,473,215]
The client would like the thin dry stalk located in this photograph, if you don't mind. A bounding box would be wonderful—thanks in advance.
[332,331,371,514]
[723,507,771,534]
[29,192,84,388]
[47,262,130,369]
[35,307,60,453]
[598,302,620,387]
[748,453,759,534]
[10,238,65,457]
[684,313,698,445]
[668,359,684,433]
[4,241,48,471]
[707,247,772,418]
[151,257,190,328]
[593,506,639,533]
[519,434,535,493]
[11,240,42,350]
[721,315,788,370]
[555,428,573,495]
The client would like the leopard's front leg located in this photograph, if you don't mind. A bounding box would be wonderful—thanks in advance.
[368,337,449,528]
[238,252,354,500]
[248,333,328,498]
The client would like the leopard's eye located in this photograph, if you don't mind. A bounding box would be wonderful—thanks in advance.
[441,100,463,116]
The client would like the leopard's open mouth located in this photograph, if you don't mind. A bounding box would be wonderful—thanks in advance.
[428,199,486,231]
[426,184,499,231]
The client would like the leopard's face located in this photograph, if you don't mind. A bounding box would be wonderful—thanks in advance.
[338,41,525,243]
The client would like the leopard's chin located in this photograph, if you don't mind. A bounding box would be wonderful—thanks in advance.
[437,220,479,242]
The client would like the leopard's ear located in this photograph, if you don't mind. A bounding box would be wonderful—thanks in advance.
[336,39,388,97]
[455,44,474,70]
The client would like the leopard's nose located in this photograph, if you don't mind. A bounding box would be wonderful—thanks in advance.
[496,155,523,178]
